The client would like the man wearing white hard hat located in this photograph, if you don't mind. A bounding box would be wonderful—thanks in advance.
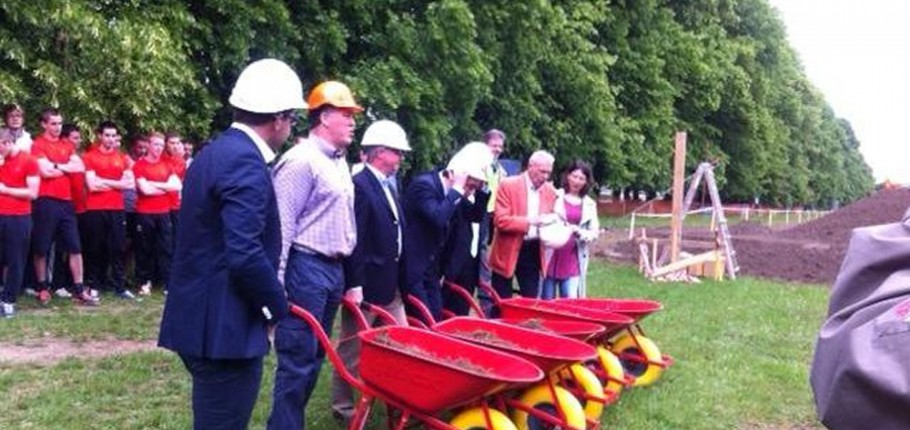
[402,142,489,321]
[330,120,411,423]
[158,58,302,430]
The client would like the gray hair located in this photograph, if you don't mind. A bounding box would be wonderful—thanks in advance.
[528,150,555,166]
[483,128,505,142]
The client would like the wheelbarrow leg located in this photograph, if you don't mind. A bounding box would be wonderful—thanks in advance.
[349,394,374,430]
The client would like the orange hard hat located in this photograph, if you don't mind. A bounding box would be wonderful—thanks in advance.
[307,81,364,112]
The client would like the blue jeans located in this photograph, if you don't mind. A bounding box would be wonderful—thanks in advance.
[179,354,263,430]
[268,249,343,430]
[540,276,581,299]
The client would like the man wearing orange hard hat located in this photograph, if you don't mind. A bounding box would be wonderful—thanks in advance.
[268,80,363,430]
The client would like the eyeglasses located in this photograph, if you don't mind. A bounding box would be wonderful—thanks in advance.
[279,111,299,126]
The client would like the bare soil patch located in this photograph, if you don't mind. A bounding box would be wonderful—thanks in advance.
[599,189,910,285]
[0,337,157,366]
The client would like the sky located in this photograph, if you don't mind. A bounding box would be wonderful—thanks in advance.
[767,0,910,184]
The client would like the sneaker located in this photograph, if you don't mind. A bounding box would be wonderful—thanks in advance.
[72,292,99,306]
[116,290,136,300]
[1,302,14,318]
[37,290,52,305]
[24,288,38,297]
[55,287,73,298]
[87,288,100,299]
[139,282,152,296]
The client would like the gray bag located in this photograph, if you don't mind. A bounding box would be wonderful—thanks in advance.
[811,211,910,429]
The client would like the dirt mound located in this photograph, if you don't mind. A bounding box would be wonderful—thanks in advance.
[601,189,910,285]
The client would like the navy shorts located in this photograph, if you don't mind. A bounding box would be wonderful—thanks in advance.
[31,197,82,255]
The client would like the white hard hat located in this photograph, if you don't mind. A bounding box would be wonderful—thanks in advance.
[447,141,493,181]
[229,59,308,113]
[361,120,411,151]
[540,221,573,249]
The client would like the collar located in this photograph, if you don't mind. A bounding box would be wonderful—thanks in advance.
[230,122,276,164]
[525,172,538,192]
[365,163,391,183]
[310,134,345,159]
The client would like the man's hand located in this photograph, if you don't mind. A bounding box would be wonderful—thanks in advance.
[345,287,364,305]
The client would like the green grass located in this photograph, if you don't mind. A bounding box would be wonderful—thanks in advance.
[0,263,829,429]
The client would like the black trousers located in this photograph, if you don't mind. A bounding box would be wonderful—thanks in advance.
[179,354,263,430]
[83,210,127,292]
[492,239,542,299]
[135,213,173,286]
[0,215,31,303]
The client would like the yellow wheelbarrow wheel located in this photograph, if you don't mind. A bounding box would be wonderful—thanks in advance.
[450,407,518,430]
[552,363,605,421]
[511,382,586,430]
[611,334,663,387]
[596,345,626,397]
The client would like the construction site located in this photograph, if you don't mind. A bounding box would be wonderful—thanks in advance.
[601,187,910,285]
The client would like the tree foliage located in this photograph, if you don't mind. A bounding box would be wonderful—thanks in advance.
[0,0,874,207]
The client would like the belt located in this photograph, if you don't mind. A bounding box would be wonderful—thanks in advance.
[292,243,344,263]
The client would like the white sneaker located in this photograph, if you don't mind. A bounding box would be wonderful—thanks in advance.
[55,288,72,298]
[24,288,38,297]
[139,282,152,296]
[1,302,14,318]
[87,288,100,299]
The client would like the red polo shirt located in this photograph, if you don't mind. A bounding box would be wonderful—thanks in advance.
[133,157,174,214]
[0,152,39,215]
[164,154,186,211]
[31,134,73,201]
[84,145,130,211]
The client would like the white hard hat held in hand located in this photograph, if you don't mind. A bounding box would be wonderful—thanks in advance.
[229,58,308,113]
[361,120,411,151]
[447,141,493,181]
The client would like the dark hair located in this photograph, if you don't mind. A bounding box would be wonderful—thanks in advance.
[95,120,119,135]
[40,107,61,123]
[483,128,505,142]
[61,123,80,139]
[560,159,594,197]
[307,106,327,130]
[2,103,24,119]
[233,108,276,126]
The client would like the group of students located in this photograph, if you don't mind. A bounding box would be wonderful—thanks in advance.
[0,103,193,317]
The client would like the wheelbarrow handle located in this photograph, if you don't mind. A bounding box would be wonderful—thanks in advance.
[288,303,362,390]
[443,280,487,318]
[476,280,502,304]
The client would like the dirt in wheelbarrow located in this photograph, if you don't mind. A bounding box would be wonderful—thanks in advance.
[596,189,910,285]
[372,330,493,374]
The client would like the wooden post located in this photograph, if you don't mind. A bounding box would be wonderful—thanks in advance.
[744,207,750,221]
[670,131,686,263]
[767,210,773,227]
[628,212,636,240]
[785,210,790,225]
[797,210,803,223]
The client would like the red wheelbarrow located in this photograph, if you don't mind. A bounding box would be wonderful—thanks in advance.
[289,303,543,430]
[553,298,675,387]
[435,317,602,430]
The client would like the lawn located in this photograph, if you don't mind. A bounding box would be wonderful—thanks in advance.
[0,262,829,429]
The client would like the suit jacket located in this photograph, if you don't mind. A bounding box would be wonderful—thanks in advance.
[344,168,406,305]
[440,189,491,280]
[402,169,463,287]
[489,173,557,278]
[158,128,288,359]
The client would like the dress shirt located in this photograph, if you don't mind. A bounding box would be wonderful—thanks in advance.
[366,163,401,256]
[273,134,356,281]
[524,173,541,240]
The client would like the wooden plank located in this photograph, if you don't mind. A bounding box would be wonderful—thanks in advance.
[650,250,719,278]
[670,131,687,263]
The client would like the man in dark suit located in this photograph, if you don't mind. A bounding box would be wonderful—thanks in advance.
[440,168,491,316]
[402,143,491,321]
[330,120,411,422]
[158,59,304,430]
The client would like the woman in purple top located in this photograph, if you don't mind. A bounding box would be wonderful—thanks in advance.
[541,160,600,299]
